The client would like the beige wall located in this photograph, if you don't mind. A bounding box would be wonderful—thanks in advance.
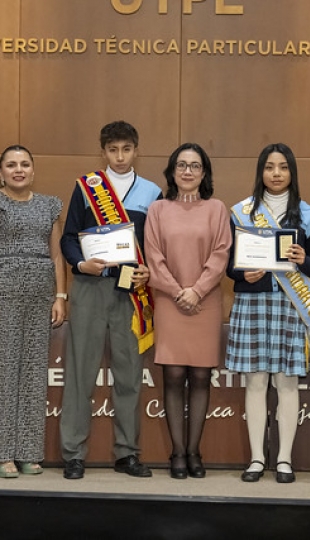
[1,0,310,319]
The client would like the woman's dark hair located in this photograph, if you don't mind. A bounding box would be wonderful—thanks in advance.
[164,142,214,200]
[0,145,34,167]
[250,143,301,227]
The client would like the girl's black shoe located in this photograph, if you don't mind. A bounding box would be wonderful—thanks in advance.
[276,461,295,483]
[241,460,265,482]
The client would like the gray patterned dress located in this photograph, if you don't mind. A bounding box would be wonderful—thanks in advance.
[0,192,62,463]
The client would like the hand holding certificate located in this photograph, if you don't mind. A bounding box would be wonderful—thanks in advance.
[234,226,297,272]
[78,223,137,264]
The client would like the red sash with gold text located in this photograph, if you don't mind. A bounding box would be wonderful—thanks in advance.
[77,170,154,354]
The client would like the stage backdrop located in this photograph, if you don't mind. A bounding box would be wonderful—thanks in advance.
[1,0,310,468]
[46,322,310,470]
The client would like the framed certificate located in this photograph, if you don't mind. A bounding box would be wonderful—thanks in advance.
[78,223,137,264]
[234,226,297,271]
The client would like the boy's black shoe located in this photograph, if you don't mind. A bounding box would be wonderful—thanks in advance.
[114,455,152,477]
[63,459,85,479]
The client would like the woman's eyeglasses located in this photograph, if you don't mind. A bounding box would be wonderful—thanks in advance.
[175,161,203,173]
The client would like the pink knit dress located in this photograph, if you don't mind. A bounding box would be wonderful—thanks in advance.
[144,197,231,367]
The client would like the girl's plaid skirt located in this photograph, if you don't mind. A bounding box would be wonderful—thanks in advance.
[225,291,307,376]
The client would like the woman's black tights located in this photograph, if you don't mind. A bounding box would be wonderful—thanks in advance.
[163,365,212,458]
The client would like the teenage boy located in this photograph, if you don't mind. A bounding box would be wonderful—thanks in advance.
[60,121,162,479]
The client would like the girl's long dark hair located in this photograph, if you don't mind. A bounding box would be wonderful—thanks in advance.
[164,142,213,200]
[250,143,301,227]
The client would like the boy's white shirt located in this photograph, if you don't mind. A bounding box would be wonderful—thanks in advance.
[106,165,135,201]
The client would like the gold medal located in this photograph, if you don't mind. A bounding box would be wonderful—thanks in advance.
[135,286,154,321]
[142,304,153,321]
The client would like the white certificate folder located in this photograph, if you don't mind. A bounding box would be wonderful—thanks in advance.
[234,226,297,271]
[78,223,137,264]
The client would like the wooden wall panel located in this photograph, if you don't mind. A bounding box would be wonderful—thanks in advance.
[3,1,310,209]
[180,2,310,156]
[0,0,20,150]
[19,0,181,156]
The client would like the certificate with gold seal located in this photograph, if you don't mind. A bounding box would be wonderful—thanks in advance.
[234,226,297,271]
[78,223,137,264]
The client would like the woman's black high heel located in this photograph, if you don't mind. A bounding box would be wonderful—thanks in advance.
[170,454,187,479]
[187,453,206,478]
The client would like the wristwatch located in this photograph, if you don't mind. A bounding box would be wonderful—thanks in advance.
[56,293,68,300]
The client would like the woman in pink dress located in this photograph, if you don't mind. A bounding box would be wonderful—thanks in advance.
[144,143,231,479]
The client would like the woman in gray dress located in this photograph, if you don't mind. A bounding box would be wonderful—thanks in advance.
[0,145,67,478]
